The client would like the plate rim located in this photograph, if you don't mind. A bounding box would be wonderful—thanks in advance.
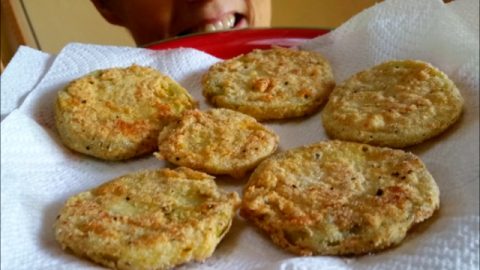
[144,27,331,58]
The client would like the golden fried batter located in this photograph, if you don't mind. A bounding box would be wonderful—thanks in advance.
[55,167,240,270]
[156,108,279,178]
[55,65,197,160]
[241,140,440,255]
[322,60,464,148]
[202,47,335,121]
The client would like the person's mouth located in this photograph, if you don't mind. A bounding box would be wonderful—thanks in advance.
[179,13,248,36]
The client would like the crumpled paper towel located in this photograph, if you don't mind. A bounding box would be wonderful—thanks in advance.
[1,46,54,120]
[1,0,478,269]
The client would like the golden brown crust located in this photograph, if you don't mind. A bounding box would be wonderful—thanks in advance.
[202,47,335,121]
[156,108,279,178]
[55,65,197,160]
[321,60,464,148]
[54,167,240,270]
[241,140,440,255]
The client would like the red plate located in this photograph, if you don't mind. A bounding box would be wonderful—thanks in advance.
[146,28,330,59]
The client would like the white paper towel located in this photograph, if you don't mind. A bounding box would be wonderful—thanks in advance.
[0,46,54,120]
[1,0,478,269]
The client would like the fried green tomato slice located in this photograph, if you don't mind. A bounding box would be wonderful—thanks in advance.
[55,167,240,270]
[241,140,440,255]
[322,60,464,148]
[202,47,335,121]
[156,108,279,178]
[55,65,197,160]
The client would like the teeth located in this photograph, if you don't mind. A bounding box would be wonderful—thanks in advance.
[201,13,236,33]
[205,24,217,32]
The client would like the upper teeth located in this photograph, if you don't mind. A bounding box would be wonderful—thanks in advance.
[201,13,236,32]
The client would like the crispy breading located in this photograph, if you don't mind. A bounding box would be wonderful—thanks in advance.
[156,108,279,178]
[54,167,240,270]
[202,47,335,121]
[322,60,464,148]
[55,65,197,160]
[241,140,440,255]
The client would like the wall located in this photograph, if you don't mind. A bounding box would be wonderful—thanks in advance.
[273,0,379,29]
[22,0,135,52]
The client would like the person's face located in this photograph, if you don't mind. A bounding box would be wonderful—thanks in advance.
[92,0,271,46]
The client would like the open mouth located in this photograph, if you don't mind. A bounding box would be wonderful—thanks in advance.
[178,13,247,36]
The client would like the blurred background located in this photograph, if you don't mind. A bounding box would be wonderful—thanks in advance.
[1,0,381,70]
